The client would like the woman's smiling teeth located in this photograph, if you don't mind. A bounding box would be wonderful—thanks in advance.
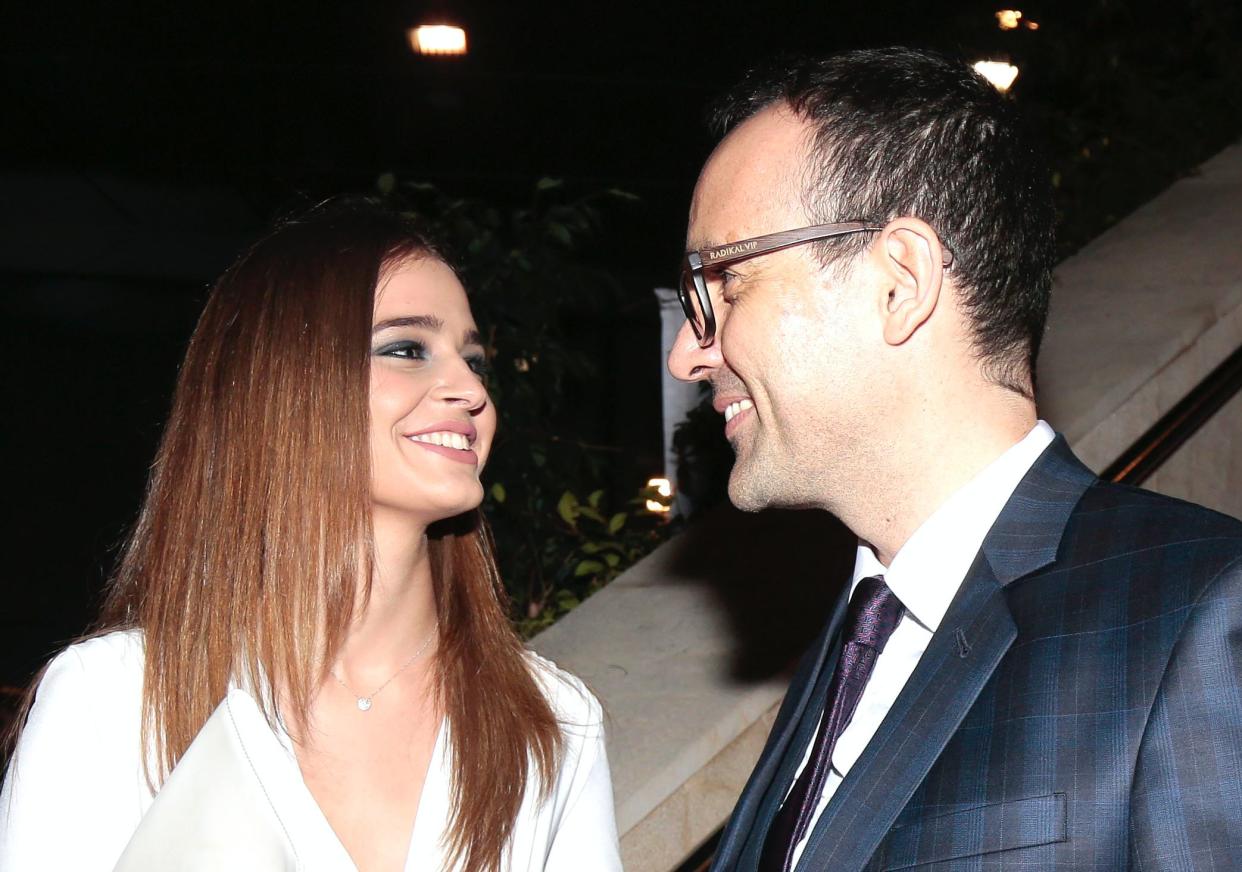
[408,431,472,450]
[723,399,754,423]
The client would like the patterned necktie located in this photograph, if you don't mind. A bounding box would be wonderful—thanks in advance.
[759,575,905,872]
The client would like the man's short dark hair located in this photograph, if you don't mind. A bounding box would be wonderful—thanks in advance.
[711,47,1056,397]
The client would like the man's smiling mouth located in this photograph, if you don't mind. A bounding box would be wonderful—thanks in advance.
[724,399,754,423]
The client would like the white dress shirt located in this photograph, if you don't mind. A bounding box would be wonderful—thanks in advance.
[788,421,1056,868]
[0,630,622,871]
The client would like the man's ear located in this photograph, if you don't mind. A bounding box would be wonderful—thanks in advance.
[876,218,950,346]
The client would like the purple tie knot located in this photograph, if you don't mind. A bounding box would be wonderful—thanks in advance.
[846,575,905,653]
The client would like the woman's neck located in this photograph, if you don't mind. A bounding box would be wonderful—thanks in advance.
[336,508,439,679]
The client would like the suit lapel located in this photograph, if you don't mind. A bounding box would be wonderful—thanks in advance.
[712,584,852,871]
[794,553,1016,870]
[792,435,1097,871]
[735,622,846,870]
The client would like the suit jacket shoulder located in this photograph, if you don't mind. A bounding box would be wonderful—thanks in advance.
[1058,478,1242,582]
[873,475,1242,871]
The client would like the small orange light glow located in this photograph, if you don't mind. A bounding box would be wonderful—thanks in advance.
[1025,20,1040,30]
[408,25,467,56]
[646,478,673,514]
[973,60,1020,92]
[996,9,1022,30]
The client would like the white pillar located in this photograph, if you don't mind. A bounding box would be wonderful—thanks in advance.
[655,287,702,514]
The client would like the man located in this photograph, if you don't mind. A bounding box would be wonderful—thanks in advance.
[668,48,1242,871]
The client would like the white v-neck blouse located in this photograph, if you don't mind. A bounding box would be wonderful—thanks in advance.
[0,631,622,871]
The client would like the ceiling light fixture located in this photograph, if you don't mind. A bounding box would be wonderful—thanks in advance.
[409,24,467,56]
[996,10,1022,30]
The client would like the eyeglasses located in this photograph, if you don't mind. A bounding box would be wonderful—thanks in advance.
[677,220,954,347]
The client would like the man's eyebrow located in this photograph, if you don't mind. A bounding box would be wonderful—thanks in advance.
[372,315,444,333]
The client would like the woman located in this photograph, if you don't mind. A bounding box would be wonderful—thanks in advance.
[0,200,620,871]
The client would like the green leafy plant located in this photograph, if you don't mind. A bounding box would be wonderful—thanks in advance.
[513,483,673,637]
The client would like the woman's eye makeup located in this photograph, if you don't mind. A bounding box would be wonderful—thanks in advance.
[374,339,429,360]
[373,337,491,383]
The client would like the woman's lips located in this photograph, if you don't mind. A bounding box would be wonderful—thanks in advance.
[404,423,480,465]
[407,438,480,465]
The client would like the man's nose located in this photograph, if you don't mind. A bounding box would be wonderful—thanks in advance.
[667,319,722,382]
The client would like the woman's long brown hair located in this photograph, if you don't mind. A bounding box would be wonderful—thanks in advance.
[43,200,560,871]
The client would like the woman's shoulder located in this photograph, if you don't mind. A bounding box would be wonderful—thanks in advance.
[1,632,153,869]
[47,629,145,687]
[31,629,146,725]
[523,651,604,739]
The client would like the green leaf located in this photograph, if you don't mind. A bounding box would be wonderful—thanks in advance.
[608,512,626,534]
[555,589,581,609]
[605,187,641,202]
[574,559,604,578]
[536,177,564,192]
[490,482,507,504]
[581,541,601,554]
[376,172,397,195]
[547,222,573,246]
[577,506,605,524]
[588,489,605,509]
[557,491,579,525]
[604,552,620,568]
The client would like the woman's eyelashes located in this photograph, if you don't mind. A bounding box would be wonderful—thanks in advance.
[375,339,429,361]
[374,338,490,381]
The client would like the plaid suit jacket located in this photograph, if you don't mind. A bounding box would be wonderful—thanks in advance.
[711,436,1242,871]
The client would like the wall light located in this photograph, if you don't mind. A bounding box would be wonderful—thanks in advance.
[973,60,1020,92]
[408,24,467,56]
[646,478,673,514]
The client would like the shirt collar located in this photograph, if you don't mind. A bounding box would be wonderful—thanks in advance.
[849,421,1056,631]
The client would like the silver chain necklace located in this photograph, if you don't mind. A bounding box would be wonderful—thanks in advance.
[330,625,438,712]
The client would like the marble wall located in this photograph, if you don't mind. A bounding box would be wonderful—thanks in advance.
[1144,390,1242,520]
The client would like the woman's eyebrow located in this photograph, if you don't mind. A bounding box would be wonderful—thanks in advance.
[372,315,444,334]
[463,328,482,346]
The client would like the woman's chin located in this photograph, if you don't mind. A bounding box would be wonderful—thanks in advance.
[371,489,484,527]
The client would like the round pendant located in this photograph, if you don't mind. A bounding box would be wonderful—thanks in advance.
[357,697,373,712]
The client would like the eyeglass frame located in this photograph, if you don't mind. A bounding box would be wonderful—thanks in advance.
[677,220,955,347]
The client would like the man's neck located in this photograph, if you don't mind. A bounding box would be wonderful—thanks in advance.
[847,408,1037,566]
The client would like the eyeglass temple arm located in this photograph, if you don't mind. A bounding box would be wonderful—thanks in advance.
[695,222,954,267]
[694,222,877,265]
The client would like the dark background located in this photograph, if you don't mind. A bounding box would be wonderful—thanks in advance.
[4,0,1240,691]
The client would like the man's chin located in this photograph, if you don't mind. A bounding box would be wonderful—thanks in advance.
[727,465,776,513]
[728,462,822,513]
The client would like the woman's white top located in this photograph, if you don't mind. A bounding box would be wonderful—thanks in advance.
[0,631,621,871]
